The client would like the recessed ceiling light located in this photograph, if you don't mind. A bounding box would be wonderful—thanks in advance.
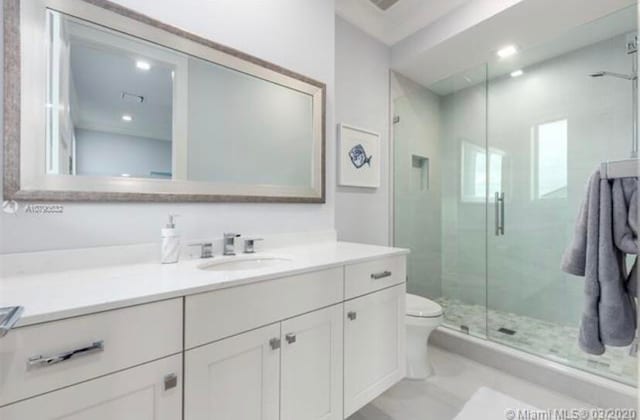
[121,173,131,177]
[510,69,524,78]
[497,45,518,59]
[122,114,133,122]
[136,60,151,71]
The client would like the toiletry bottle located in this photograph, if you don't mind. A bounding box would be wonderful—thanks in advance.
[161,214,180,264]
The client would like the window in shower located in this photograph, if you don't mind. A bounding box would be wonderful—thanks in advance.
[532,119,568,199]
[461,141,503,202]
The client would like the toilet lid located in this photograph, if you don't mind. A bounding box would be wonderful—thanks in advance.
[406,294,443,318]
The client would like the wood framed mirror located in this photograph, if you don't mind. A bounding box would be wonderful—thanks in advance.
[4,0,325,202]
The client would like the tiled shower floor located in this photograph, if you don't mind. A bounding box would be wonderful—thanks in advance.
[435,297,638,386]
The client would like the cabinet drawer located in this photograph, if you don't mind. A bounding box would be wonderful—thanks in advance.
[0,298,182,406]
[185,268,343,349]
[0,354,182,420]
[344,256,406,299]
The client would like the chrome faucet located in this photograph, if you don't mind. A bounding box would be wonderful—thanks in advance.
[243,238,263,254]
[223,233,241,256]
[188,242,213,259]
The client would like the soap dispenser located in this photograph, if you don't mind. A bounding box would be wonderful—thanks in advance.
[161,214,180,264]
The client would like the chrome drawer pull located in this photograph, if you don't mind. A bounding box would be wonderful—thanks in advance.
[370,271,392,280]
[0,306,24,338]
[27,340,104,369]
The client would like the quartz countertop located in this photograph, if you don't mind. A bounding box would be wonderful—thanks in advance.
[0,241,409,328]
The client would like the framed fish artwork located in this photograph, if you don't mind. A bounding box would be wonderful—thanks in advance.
[337,124,381,188]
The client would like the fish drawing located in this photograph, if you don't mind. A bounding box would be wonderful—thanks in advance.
[348,144,372,169]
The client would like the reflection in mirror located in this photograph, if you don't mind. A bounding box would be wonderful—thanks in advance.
[186,56,313,187]
[46,9,316,188]
[46,10,180,179]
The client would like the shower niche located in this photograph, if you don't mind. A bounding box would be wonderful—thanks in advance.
[411,155,430,192]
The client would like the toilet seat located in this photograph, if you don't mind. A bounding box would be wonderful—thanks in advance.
[406,294,443,318]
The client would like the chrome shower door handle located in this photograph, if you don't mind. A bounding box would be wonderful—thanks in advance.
[494,192,500,236]
[500,192,505,235]
[494,192,505,236]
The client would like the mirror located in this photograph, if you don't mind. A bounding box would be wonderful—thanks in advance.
[5,0,325,202]
[48,11,179,179]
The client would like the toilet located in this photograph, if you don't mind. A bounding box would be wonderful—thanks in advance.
[405,293,443,379]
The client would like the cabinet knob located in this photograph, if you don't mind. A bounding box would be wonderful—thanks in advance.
[347,311,357,321]
[269,337,281,350]
[164,373,178,391]
[285,333,297,344]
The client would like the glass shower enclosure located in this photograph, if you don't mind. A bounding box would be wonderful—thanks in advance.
[393,5,638,386]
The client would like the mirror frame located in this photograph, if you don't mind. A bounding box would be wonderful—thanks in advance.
[3,0,326,203]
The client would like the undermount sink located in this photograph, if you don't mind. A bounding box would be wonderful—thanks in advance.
[198,256,292,272]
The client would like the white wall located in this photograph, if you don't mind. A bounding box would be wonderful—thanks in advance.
[334,17,391,246]
[75,129,171,178]
[0,0,335,254]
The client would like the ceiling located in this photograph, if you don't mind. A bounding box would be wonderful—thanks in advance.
[335,0,471,45]
[389,0,636,92]
[337,0,636,93]
[428,3,637,95]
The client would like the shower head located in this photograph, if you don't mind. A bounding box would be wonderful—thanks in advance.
[589,70,636,80]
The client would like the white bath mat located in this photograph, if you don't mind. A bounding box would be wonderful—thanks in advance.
[453,386,538,420]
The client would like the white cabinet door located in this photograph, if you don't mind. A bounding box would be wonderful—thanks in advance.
[0,354,182,420]
[343,284,406,418]
[184,323,281,420]
[280,305,343,420]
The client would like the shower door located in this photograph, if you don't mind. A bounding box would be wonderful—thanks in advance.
[485,7,638,385]
[393,65,489,339]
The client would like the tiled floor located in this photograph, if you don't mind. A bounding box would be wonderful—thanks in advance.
[349,346,594,420]
[435,297,637,385]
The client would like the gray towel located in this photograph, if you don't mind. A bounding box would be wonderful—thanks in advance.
[612,178,638,299]
[561,170,636,355]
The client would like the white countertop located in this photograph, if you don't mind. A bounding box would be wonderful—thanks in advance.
[0,241,408,328]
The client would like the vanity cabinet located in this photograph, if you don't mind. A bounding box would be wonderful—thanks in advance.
[185,304,343,420]
[343,285,406,417]
[0,252,407,420]
[0,354,182,420]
